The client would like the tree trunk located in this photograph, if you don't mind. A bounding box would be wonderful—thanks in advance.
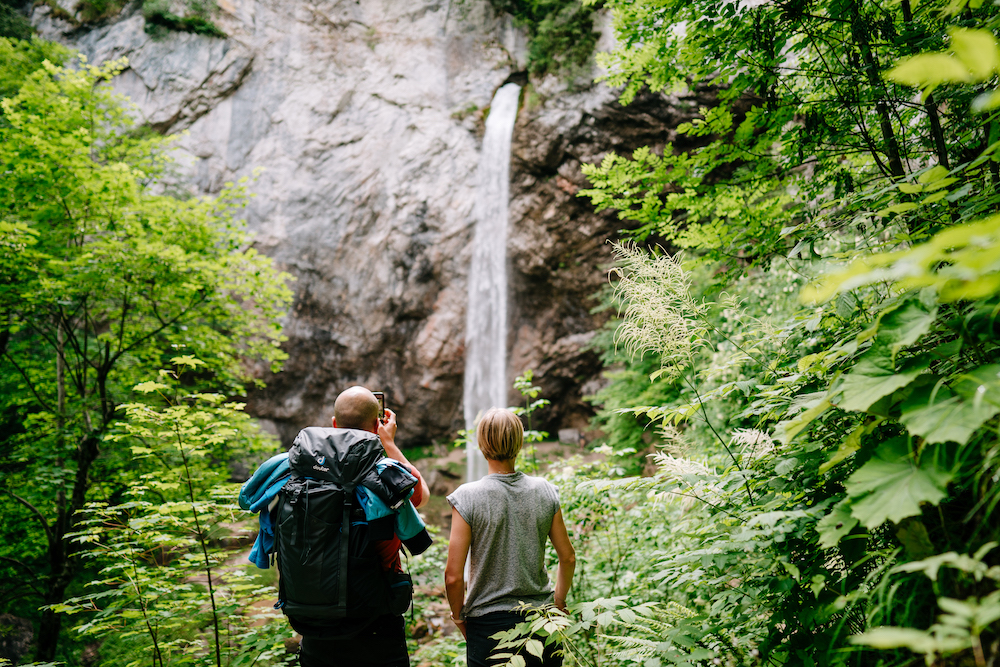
[33,433,102,661]
[35,581,71,662]
[900,0,949,169]
[851,1,905,178]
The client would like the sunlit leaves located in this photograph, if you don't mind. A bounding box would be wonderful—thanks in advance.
[802,215,1000,304]
[889,28,1000,101]
[816,501,859,549]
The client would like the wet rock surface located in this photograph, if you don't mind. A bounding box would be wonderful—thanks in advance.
[34,0,710,447]
[0,613,33,664]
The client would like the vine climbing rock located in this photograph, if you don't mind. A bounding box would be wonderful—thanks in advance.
[32,0,716,446]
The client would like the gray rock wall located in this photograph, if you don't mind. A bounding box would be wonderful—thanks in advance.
[34,0,708,446]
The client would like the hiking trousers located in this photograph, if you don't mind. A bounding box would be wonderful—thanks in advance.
[465,611,563,667]
[298,614,409,667]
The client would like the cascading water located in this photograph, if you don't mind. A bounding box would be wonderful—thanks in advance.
[463,82,521,482]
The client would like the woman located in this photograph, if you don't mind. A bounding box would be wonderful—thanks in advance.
[445,408,576,667]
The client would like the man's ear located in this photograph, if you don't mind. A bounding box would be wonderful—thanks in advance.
[332,417,338,428]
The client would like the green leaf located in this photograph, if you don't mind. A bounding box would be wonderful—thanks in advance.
[816,500,859,549]
[781,560,801,581]
[921,191,947,205]
[851,627,938,652]
[954,364,1000,407]
[972,88,1000,112]
[888,54,971,88]
[778,398,831,444]
[949,28,1000,80]
[896,517,936,560]
[876,298,938,359]
[171,355,206,368]
[918,166,951,184]
[835,348,930,412]
[845,439,953,527]
[820,421,870,473]
[133,381,169,394]
[525,639,545,658]
[900,382,999,445]
[878,202,918,216]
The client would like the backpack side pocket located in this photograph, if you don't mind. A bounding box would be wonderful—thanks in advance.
[386,571,413,616]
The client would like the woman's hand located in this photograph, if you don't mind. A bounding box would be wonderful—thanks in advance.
[452,617,468,639]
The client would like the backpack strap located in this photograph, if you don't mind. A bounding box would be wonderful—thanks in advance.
[337,490,352,614]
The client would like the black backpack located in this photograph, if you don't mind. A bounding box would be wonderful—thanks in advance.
[274,427,416,637]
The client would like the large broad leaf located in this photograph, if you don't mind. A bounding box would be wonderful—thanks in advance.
[835,347,930,412]
[817,500,859,549]
[900,381,1000,445]
[875,298,937,361]
[845,439,953,528]
[950,28,1000,80]
[954,364,1000,407]
[888,54,971,89]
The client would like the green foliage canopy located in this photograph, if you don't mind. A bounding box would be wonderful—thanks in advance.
[0,51,291,661]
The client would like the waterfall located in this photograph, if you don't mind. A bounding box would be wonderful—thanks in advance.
[463,82,521,482]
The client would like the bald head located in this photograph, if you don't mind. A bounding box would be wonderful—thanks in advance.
[333,386,380,432]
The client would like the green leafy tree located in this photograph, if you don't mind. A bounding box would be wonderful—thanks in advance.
[58,361,294,667]
[0,54,292,661]
[580,0,1000,272]
[0,38,71,100]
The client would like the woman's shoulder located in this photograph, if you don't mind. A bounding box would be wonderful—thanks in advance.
[518,474,560,501]
[448,477,491,502]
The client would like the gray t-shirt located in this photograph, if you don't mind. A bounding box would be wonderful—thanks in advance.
[447,472,561,618]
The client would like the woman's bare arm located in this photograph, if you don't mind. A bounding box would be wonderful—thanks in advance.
[445,506,472,637]
[548,509,575,612]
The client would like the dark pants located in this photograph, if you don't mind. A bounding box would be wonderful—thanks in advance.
[298,614,409,667]
[466,611,563,667]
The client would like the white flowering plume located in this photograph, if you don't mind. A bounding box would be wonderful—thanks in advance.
[731,428,776,462]
[609,242,707,375]
[652,452,716,478]
[657,424,690,455]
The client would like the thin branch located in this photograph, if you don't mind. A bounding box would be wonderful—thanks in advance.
[0,351,56,413]
[0,556,45,595]
[115,291,210,360]
[679,372,755,505]
[3,490,55,548]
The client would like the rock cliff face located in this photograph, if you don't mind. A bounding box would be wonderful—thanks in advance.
[34,0,708,446]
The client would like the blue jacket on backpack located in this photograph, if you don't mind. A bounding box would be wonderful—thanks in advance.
[239,452,428,569]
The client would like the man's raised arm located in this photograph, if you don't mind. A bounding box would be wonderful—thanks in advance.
[377,408,430,508]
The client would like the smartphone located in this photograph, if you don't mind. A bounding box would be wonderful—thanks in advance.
[373,391,385,422]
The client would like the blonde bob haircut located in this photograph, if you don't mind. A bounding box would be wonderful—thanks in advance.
[476,408,524,461]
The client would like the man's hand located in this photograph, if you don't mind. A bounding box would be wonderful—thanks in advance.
[377,409,430,508]
[378,408,398,443]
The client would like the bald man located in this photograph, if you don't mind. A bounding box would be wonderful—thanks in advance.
[298,386,429,667]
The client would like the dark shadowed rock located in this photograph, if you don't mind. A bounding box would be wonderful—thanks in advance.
[0,614,33,664]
